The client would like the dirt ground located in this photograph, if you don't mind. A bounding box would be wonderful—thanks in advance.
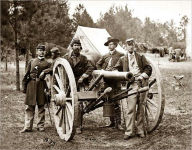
[0,55,192,150]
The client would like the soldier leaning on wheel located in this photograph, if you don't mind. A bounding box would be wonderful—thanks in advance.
[43,47,61,76]
[114,38,152,140]
[20,44,51,133]
[96,37,124,130]
[41,47,62,98]
[63,38,94,134]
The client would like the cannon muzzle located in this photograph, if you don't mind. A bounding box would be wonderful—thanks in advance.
[92,70,133,81]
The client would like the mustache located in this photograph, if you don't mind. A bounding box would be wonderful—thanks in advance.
[73,48,80,52]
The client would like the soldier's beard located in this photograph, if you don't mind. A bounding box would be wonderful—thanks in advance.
[73,48,80,56]
[51,55,57,59]
[127,46,134,54]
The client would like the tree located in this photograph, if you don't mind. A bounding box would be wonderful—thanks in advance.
[97,5,142,42]
[3,0,22,90]
[1,1,15,71]
[72,4,95,28]
[17,1,41,69]
[97,4,180,48]
[164,20,178,46]
[97,6,125,41]
[178,15,189,41]
[1,0,74,90]
[28,0,74,51]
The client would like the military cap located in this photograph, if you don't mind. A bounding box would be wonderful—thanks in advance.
[126,38,134,43]
[36,44,46,51]
[50,47,60,53]
[71,38,81,46]
[104,37,119,46]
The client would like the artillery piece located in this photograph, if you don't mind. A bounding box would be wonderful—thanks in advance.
[49,56,165,141]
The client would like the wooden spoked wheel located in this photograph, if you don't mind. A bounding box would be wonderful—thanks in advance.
[51,58,79,141]
[144,57,165,133]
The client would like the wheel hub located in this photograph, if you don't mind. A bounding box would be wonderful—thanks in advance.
[54,91,66,106]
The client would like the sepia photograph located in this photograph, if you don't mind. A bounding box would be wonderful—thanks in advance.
[1,0,192,149]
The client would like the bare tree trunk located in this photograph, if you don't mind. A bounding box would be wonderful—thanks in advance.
[5,54,8,71]
[15,32,20,91]
[14,1,20,91]
[25,46,29,71]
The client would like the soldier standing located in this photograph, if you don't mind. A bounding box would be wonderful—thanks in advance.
[64,38,94,85]
[96,37,124,130]
[114,38,152,140]
[20,44,51,133]
[64,38,94,133]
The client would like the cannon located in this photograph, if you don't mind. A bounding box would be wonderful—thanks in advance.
[49,56,165,141]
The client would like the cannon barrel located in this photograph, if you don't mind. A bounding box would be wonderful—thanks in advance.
[92,70,133,81]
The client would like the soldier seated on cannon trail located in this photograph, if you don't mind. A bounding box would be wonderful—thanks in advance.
[64,38,94,133]
[114,38,152,140]
[96,37,124,130]
[20,44,51,133]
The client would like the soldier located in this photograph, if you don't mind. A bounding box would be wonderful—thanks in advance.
[50,47,61,60]
[96,37,124,130]
[43,47,61,76]
[114,38,152,140]
[20,44,51,133]
[64,38,94,85]
[64,38,94,133]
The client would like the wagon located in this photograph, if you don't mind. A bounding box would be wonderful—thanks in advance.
[49,56,165,141]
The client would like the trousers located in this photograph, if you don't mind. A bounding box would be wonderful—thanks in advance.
[121,79,148,136]
[24,105,45,130]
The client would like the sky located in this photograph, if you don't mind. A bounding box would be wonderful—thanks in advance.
[68,0,191,26]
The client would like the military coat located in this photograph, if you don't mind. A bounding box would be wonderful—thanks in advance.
[23,58,51,106]
[64,51,94,80]
[96,50,123,71]
[114,52,152,76]
[96,50,123,93]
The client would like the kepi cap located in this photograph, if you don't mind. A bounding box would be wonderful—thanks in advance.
[36,44,46,51]
[126,38,134,43]
[71,38,81,46]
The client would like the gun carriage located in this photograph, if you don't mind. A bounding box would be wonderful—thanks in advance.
[49,55,165,141]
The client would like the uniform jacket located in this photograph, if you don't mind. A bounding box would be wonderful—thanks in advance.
[64,51,94,80]
[96,50,123,71]
[114,52,152,77]
[23,58,51,106]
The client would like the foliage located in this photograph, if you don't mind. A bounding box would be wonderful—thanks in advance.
[1,0,74,90]
[177,15,189,41]
[1,2,188,54]
[19,0,74,56]
[72,4,95,29]
[1,0,74,57]
[97,5,181,48]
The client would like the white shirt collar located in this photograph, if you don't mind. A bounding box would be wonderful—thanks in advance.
[38,56,45,60]
[128,51,135,57]
[109,49,116,55]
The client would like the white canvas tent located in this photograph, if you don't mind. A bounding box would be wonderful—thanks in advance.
[68,26,125,63]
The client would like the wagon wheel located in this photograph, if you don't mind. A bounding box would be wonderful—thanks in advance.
[51,58,79,141]
[144,57,165,133]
